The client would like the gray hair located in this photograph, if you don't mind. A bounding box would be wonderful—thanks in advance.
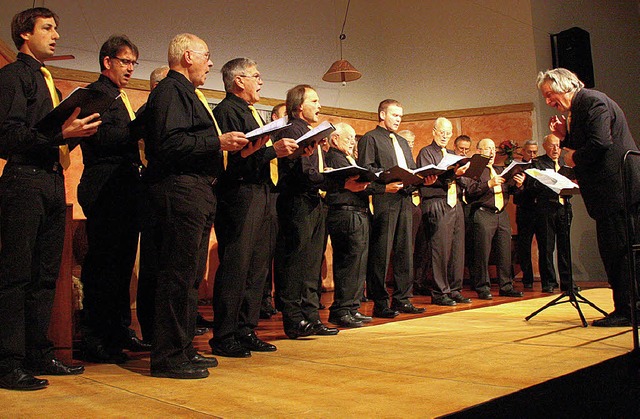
[221,57,257,92]
[523,139,538,147]
[168,33,200,67]
[536,68,584,94]
[149,65,169,90]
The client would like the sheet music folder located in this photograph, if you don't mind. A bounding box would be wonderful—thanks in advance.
[36,87,116,132]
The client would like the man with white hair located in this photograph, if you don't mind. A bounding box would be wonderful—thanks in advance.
[144,33,248,378]
[325,123,373,328]
[537,68,639,327]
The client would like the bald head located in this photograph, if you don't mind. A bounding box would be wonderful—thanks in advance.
[432,117,453,148]
[543,133,562,161]
[330,122,356,155]
[477,138,496,165]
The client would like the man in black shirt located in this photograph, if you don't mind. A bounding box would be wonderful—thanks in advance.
[532,134,572,293]
[416,117,471,306]
[0,7,100,391]
[466,138,525,300]
[513,139,539,290]
[211,58,297,357]
[358,99,426,318]
[325,123,373,328]
[144,33,247,379]
[77,35,149,364]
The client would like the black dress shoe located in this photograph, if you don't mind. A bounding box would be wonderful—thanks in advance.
[432,296,457,306]
[196,314,214,328]
[373,307,399,318]
[592,312,631,327]
[0,368,48,391]
[80,343,128,364]
[123,335,152,352]
[311,320,339,335]
[237,331,277,352]
[352,311,373,323]
[391,302,426,314]
[25,358,84,376]
[195,327,209,336]
[151,361,209,379]
[541,285,555,293]
[328,314,363,328]
[190,353,218,368]
[450,293,472,304]
[499,289,524,298]
[284,320,314,339]
[477,291,493,300]
[210,339,251,358]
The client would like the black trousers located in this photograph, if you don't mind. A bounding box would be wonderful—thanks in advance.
[367,193,413,308]
[471,208,514,293]
[276,193,325,329]
[422,199,465,297]
[595,209,636,317]
[327,208,369,317]
[149,174,216,370]
[212,183,275,342]
[535,203,571,289]
[78,164,140,351]
[516,206,537,285]
[0,165,65,373]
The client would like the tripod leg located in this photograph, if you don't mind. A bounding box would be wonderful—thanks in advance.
[525,293,569,321]
[574,291,609,317]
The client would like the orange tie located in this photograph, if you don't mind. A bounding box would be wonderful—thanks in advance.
[442,148,457,207]
[195,88,226,169]
[40,66,70,169]
[249,105,278,186]
[489,166,504,210]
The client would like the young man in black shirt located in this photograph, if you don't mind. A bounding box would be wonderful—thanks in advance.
[0,7,100,391]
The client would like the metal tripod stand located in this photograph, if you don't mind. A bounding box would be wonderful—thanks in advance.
[525,188,607,327]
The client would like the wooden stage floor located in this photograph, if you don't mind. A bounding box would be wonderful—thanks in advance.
[2,283,637,418]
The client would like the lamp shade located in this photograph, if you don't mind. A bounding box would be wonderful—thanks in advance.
[322,59,362,83]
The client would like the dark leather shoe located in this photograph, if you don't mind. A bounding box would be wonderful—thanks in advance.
[284,320,314,339]
[523,283,533,289]
[80,343,129,364]
[311,320,339,335]
[499,289,524,298]
[195,327,209,336]
[432,296,456,306]
[123,335,152,352]
[477,291,493,300]
[373,307,399,318]
[190,353,218,368]
[592,312,631,327]
[391,302,426,314]
[541,285,555,293]
[450,293,472,304]
[237,331,277,352]
[196,314,214,328]
[352,311,373,323]
[25,358,84,376]
[0,368,48,391]
[210,339,251,358]
[151,361,209,379]
[328,314,363,328]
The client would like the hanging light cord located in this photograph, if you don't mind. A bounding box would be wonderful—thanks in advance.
[338,0,351,59]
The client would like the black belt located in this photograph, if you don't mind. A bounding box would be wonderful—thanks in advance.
[478,206,502,214]
[329,205,369,214]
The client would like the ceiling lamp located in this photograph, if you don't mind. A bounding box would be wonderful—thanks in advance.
[322,0,361,84]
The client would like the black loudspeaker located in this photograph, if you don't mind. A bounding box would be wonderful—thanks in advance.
[551,27,595,88]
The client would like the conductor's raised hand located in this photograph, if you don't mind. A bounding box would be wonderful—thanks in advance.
[219,131,249,151]
[62,107,101,139]
[273,138,299,158]
[549,115,567,139]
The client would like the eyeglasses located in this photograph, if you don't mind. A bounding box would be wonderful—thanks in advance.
[434,129,453,137]
[111,56,139,67]
[189,50,211,60]
[239,74,262,82]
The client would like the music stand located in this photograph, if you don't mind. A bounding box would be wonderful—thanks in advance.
[525,187,608,327]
